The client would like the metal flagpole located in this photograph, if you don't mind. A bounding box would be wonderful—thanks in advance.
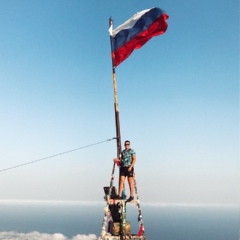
[109,18,122,190]
[109,18,125,240]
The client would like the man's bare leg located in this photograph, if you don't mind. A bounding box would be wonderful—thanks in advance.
[128,177,134,197]
[118,175,126,198]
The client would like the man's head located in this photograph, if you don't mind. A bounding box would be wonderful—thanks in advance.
[124,140,130,150]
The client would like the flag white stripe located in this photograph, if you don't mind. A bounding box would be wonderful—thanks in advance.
[110,8,152,37]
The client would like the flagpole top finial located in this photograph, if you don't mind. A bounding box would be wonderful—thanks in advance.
[109,17,113,26]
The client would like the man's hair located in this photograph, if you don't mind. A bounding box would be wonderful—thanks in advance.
[125,140,130,144]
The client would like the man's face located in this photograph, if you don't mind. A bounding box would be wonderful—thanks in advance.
[125,142,130,150]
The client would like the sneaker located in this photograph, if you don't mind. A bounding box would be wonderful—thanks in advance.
[115,196,122,200]
[126,196,134,202]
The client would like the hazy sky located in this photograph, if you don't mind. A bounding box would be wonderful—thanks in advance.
[0,0,238,204]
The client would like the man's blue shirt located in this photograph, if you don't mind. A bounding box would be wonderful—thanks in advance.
[121,148,136,167]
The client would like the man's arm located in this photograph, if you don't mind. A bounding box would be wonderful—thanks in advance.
[128,155,136,170]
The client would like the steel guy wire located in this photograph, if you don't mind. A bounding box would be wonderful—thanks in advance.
[0,137,116,173]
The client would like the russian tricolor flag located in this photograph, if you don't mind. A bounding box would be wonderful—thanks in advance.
[109,7,169,67]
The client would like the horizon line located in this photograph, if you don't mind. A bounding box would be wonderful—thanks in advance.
[0,199,238,207]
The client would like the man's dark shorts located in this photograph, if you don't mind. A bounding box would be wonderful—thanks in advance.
[120,167,134,177]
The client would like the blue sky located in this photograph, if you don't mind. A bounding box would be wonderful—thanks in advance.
[0,0,238,204]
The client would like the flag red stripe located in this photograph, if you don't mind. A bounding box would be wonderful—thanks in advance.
[112,14,168,67]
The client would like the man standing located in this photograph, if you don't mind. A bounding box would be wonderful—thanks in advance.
[114,140,136,202]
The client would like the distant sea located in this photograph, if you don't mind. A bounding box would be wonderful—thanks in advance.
[0,201,238,240]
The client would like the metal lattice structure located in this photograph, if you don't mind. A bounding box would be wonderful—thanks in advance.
[99,172,146,240]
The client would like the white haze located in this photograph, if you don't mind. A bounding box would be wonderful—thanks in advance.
[0,231,97,240]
